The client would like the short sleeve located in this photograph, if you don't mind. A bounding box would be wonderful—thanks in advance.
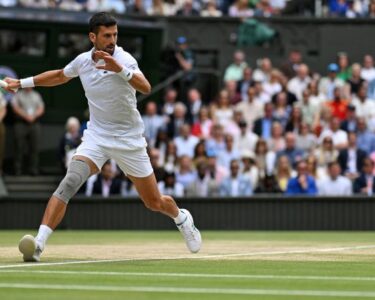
[63,56,80,78]
[119,52,142,75]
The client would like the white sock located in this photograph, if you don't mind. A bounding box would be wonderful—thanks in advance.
[174,210,187,225]
[35,225,53,249]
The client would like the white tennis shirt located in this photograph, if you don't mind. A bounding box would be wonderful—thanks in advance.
[63,46,144,140]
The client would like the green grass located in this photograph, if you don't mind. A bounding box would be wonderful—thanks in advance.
[1,231,375,299]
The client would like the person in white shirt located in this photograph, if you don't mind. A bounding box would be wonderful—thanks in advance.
[318,161,352,196]
[173,124,199,158]
[6,12,201,262]
[352,84,375,121]
[142,101,165,148]
[287,64,311,101]
[361,55,375,82]
[319,117,348,150]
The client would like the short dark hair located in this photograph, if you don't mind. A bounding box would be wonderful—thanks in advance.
[89,12,117,34]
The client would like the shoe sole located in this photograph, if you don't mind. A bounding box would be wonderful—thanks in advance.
[180,209,202,253]
[18,235,39,262]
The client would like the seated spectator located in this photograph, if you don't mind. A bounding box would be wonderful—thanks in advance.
[353,157,375,195]
[263,70,283,98]
[336,52,351,81]
[314,136,339,172]
[162,88,178,117]
[319,117,348,150]
[273,75,298,106]
[149,148,166,182]
[313,105,333,136]
[276,132,305,166]
[356,117,375,154]
[174,124,199,158]
[158,171,184,197]
[191,106,213,139]
[253,102,276,139]
[254,0,274,17]
[166,102,188,138]
[154,128,169,166]
[59,0,85,11]
[224,110,243,139]
[126,0,147,14]
[255,174,282,194]
[186,88,203,123]
[163,141,178,172]
[120,174,138,197]
[285,106,303,133]
[325,87,349,121]
[225,80,242,105]
[210,89,234,127]
[306,154,327,180]
[346,63,364,96]
[340,104,358,133]
[86,161,121,197]
[253,80,271,103]
[318,161,352,196]
[253,57,273,83]
[220,159,253,197]
[186,160,219,197]
[235,120,259,153]
[285,160,318,195]
[176,0,199,15]
[235,86,264,128]
[241,150,259,189]
[176,155,196,190]
[361,54,375,82]
[279,49,303,80]
[352,84,375,122]
[59,116,82,171]
[267,121,286,152]
[338,132,367,180]
[275,154,295,192]
[254,138,276,177]
[217,134,241,170]
[207,149,228,185]
[205,123,226,155]
[224,50,248,82]
[308,79,327,105]
[287,63,311,101]
[296,122,317,153]
[272,91,291,128]
[237,67,253,101]
[142,101,165,148]
[147,0,178,16]
[193,140,207,166]
[201,0,223,17]
[295,88,320,126]
[229,0,254,17]
[318,63,345,100]
[329,0,349,17]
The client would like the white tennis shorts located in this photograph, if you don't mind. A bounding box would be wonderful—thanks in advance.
[74,129,153,178]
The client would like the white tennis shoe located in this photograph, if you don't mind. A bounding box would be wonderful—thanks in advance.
[18,235,43,262]
[177,209,202,253]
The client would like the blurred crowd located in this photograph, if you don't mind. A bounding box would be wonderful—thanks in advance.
[53,48,375,197]
[1,0,375,18]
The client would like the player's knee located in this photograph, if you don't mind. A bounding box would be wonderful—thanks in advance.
[53,160,90,204]
[144,197,163,212]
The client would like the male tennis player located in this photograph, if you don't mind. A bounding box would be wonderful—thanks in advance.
[4,12,201,262]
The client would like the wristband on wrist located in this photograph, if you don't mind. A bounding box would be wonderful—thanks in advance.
[117,67,133,82]
[20,77,35,88]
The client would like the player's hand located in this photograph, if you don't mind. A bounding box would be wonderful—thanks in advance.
[94,51,122,73]
[3,77,20,93]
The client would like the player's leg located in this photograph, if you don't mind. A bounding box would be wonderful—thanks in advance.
[19,155,99,262]
[128,173,201,253]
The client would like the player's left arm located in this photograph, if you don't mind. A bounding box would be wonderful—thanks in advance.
[95,51,151,95]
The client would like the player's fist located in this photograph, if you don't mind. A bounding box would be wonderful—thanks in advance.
[3,77,20,93]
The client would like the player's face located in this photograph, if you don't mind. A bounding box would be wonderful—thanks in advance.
[90,25,118,55]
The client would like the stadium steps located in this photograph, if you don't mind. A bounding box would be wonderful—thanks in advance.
[4,176,62,195]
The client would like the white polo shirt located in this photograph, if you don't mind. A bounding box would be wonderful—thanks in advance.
[63,46,144,142]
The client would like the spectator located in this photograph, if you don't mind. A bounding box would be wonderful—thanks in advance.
[205,123,226,155]
[220,159,253,197]
[329,0,349,17]
[253,102,276,139]
[273,75,298,106]
[308,79,326,105]
[254,0,274,17]
[253,57,273,83]
[176,0,200,15]
[193,140,207,166]
[217,134,241,170]
[158,171,184,197]
[59,0,85,11]
[361,54,375,82]
[174,36,195,93]
[229,0,254,17]
[272,91,291,128]
[163,141,178,172]
[176,155,196,189]
[186,88,203,123]
[253,80,271,103]
[201,0,223,16]
[166,102,188,138]
[275,154,295,192]
[223,50,248,82]
[206,149,228,185]
[263,69,283,98]
[255,174,282,193]
[352,84,375,122]
[318,162,353,196]
[340,104,358,133]
[319,117,348,150]
[325,87,349,121]
[285,160,318,195]
[154,128,169,166]
[235,86,264,128]
[235,120,259,153]
[224,110,242,138]
[254,138,276,177]
[369,0,375,18]
[149,148,166,182]
[126,0,147,14]
[0,93,6,175]
[318,63,345,100]
[338,132,367,180]
[276,132,305,166]
[142,101,165,148]
[346,63,365,96]
[58,116,81,171]
[191,106,213,139]
[11,87,45,176]
[120,174,138,197]
[224,80,242,104]
[296,122,317,153]
[267,121,286,152]
[306,154,326,180]
[295,88,319,126]
[210,89,233,127]
[186,160,219,196]
[162,88,178,117]
[174,123,199,158]
[147,0,177,15]
[86,161,122,197]
[241,150,259,189]
[314,136,339,171]
[353,157,375,195]
[237,67,253,101]
[336,52,352,81]
[287,63,311,101]
[356,117,375,154]
[280,49,303,79]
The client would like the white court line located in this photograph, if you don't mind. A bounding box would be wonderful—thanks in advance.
[1,244,375,270]
[1,270,375,282]
[0,283,375,298]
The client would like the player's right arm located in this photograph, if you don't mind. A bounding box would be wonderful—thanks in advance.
[3,69,72,93]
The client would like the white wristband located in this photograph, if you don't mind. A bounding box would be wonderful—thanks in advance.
[117,67,133,82]
[20,77,35,88]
